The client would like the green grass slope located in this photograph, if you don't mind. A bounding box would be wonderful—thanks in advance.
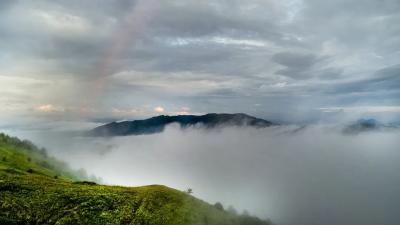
[0,133,87,181]
[0,133,272,225]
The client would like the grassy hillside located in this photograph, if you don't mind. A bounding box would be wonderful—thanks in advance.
[0,133,92,181]
[0,133,272,225]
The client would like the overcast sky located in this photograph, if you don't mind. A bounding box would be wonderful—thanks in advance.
[1,0,400,129]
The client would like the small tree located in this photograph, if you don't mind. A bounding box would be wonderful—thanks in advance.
[186,188,193,194]
[214,202,224,211]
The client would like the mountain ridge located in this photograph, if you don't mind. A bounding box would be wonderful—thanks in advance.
[89,113,276,137]
[343,118,400,134]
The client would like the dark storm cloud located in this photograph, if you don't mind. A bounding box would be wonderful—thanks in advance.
[271,51,322,79]
[375,64,400,82]
[123,41,275,77]
[147,1,284,40]
[324,64,400,95]
[272,52,318,69]
[0,0,14,11]
[316,67,343,80]
[0,0,287,84]
[298,0,400,53]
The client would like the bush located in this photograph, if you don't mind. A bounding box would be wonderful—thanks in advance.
[214,202,224,211]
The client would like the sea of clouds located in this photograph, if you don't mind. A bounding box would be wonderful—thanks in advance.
[10,124,400,225]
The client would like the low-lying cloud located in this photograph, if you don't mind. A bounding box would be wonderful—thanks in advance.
[22,125,400,225]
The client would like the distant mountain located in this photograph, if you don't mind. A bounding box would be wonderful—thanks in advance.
[343,118,399,134]
[89,113,275,137]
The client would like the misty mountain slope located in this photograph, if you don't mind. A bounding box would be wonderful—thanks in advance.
[0,133,272,225]
[0,133,92,181]
[89,113,275,137]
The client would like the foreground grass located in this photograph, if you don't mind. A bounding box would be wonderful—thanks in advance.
[0,133,272,225]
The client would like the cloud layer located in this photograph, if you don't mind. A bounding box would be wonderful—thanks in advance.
[22,125,400,225]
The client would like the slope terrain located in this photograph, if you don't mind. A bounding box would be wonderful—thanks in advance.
[0,133,272,225]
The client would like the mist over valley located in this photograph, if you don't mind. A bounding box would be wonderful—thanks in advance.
[8,119,399,225]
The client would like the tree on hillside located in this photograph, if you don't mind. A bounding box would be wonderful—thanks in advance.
[214,202,224,211]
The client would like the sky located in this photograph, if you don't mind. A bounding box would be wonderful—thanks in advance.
[1,0,400,129]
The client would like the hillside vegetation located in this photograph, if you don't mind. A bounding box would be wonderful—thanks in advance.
[0,133,272,225]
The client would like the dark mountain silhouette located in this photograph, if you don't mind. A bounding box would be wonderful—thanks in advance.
[89,113,275,137]
[343,118,399,134]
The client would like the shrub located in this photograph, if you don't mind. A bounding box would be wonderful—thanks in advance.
[214,202,224,211]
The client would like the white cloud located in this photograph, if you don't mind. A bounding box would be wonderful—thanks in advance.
[319,106,400,113]
[31,9,92,35]
[154,106,165,113]
[110,106,198,119]
[164,36,274,48]
[34,104,64,113]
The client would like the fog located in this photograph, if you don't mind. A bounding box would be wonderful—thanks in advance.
[14,125,400,225]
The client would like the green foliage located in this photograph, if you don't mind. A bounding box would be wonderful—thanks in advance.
[0,133,272,225]
[214,202,224,211]
[0,133,98,182]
